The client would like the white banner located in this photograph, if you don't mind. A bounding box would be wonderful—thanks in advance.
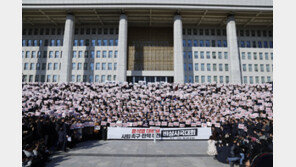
[107,127,212,140]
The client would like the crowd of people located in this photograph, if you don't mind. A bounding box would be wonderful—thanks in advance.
[22,82,273,167]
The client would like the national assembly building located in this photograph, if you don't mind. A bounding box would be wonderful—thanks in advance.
[22,0,273,84]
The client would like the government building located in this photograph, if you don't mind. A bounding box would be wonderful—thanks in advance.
[22,0,273,84]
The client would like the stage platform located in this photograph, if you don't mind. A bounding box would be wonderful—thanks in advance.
[46,140,231,167]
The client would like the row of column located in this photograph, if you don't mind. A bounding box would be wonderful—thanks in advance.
[60,13,242,84]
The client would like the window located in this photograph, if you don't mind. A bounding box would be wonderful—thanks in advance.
[195,76,199,83]
[115,39,118,46]
[188,40,192,47]
[84,51,88,58]
[266,64,270,72]
[73,51,77,58]
[80,28,84,35]
[92,28,96,34]
[183,40,186,47]
[35,75,39,82]
[260,64,264,72]
[244,76,248,84]
[50,39,55,46]
[207,63,211,71]
[259,53,263,60]
[103,40,108,46]
[57,40,61,46]
[102,63,106,70]
[104,28,108,35]
[207,76,211,83]
[193,29,197,35]
[114,51,118,58]
[84,63,88,70]
[74,40,78,46]
[201,76,205,83]
[40,75,45,82]
[219,64,223,71]
[213,76,217,83]
[107,75,111,81]
[110,28,114,34]
[264,41,268,48]
[240,41,245,48]
[98,28,102,34]
[96,63,100,70]
[254,64,258,72]
[47,75,51,82]
[22,75,27,82]
[22,40,26,46]
[29,63,34,70]
[90,63,94,70]
[184,64,187,71]
[25,51,30,58]
[91,40,96,46]
[193,40,198,47]
[240,30,244,36]
[261,76,265,83]
[252,41,257,48]
[206,51,210,59]
[195,63,199,71]
[263,30,267,37]
[194,51,198,59]
[53,75,58,82]
[78,51,82,58]
[199,40,204,47]
[199,29,204,35]
[51,28,56,35]
[97,40,102,46]
[213,64,217,71]
[54,63,58,70]
[217,40,222,47]
[103,51,107,58]
[49,51,53,58]
[255,76,259,84]
[108,63,112,70]
[85,39,89,46]
[45,28,50,35]
[205,29,209,35]
[79,40,84,46]
[114,63,117,70]
[187,29,191,35]
[77,75,81,82]
[258,41,262,48]
[89,75,93,82]
[271,53,273,60]
[269,41,273,48]
[219,76,223,83]
[248,64,252,72]
[224,52,228,59]
[42,63,46,70]
[28,40,32,46]
[187,63,192,71]
[91,51,94,58]
[187,52,192,59]
[211,40,216,47]
[108,51,113,58]
[109,40,114,46]
[95,75,100,82]
[246,41,251,48]
[201,63,205,71]
[22,51,24,58]
[101,75,106,82]
[33,40,38,46]
[78,63,82,70]
[55,51,59,58]
[223,40,227,47]
[264,53,269,60]
[241,52,246,60]
[247,52,252,60]
[96,51,101,58]
[31,51,36,58]
[36,63,40,70]
[86,28,90,35]
[200,51,204,59]
[48,63,52,70]
[243,64,247,72]
[253,53,257,60]
[225,64,229,71]
[205,40,210,47]
[72,63,76,70]
[267,76,271,82]
[71,75,75,82]
[249,76,254,84]
[212,52,216,59]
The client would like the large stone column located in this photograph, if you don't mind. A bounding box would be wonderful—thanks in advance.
[116,14,128,82]
[226,15,242,84]
[173,15,185,83]
[60,14,74,83]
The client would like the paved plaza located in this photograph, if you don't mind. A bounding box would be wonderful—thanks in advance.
[46,140,231,167]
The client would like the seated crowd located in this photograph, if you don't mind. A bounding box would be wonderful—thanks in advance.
[22,82,273,167]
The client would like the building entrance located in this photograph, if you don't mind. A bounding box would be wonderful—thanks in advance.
[127,76,174,83]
